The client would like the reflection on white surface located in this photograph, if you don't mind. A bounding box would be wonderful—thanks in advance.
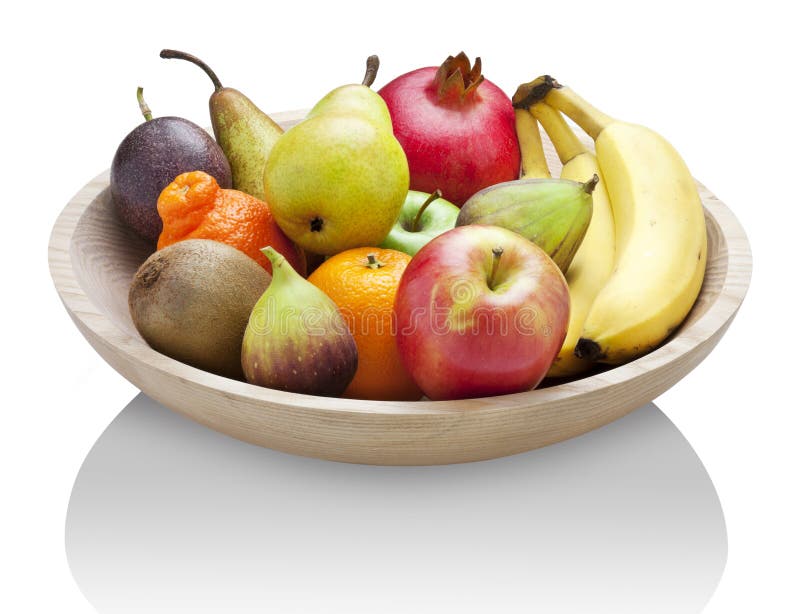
[65,394,726,614]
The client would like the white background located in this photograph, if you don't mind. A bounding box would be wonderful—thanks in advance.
[2,1,797,612]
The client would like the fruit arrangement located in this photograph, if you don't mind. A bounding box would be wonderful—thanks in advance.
[115,50,707,402]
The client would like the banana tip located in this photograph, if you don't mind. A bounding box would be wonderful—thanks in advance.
[575,338,605,361]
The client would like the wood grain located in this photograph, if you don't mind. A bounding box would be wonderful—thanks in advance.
[48,109,752,465]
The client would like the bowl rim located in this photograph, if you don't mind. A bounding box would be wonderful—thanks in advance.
[48,117,752,418]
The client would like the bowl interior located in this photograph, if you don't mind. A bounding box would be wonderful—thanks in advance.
[68,181,728,391]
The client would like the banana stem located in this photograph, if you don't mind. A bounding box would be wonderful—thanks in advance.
[137,87,153,121]
[512,75,559,110]
[515,109,551,179]
[530,103,587,165]
[546,86,614,140]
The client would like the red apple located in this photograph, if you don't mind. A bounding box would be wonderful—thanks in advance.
[394,225,570,400]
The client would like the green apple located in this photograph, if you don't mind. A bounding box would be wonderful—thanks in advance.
[379,190,459,256]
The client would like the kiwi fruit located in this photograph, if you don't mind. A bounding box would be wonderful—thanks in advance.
[129,239,270,379]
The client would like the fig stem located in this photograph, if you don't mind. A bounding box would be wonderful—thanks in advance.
[260,246,283,267]
[410,189,442,232]
[160,49,223,91]
[362,55,380,87]
[137,87,153,122]
[584,174,600,194]
[489,247,504,289]
[366,253,385,269]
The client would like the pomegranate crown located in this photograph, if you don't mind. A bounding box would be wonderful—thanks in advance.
[434,52,484,103]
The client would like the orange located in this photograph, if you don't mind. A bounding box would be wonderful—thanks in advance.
[308,247,422,401]
[157,171,306,276]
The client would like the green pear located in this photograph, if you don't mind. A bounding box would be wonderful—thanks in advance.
[161,49,283,201]
[456,176,597,274]
[241,247,358,396]
[264,56,409,256]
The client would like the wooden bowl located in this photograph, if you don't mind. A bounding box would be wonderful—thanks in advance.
[48,111,752,465]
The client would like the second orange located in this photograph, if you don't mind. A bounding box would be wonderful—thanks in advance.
[157,171,306,276]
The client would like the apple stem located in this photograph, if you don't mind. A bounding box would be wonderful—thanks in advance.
[160,49,224,92]
[366,253,385,269]
[489,247,504,289]
[137,87,153,122]
[410,189,442,233]
[362,55,380,87]
[583,174,599,194]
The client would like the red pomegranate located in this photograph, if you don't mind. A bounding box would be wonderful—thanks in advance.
[378,52,520,206]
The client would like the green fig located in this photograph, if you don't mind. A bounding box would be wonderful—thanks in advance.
[241,247,358,396]
[160,49,284,202]
[456,176,597,274]
[264,56,409,256]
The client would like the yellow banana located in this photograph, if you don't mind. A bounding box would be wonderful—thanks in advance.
[514,77,707,365]
[528,102,616,377]
[515,108,551,179]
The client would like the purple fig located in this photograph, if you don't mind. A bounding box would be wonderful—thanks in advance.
[242,247,358,396]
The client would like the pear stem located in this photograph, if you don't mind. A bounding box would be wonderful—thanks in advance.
[366,254,385,269]
[160,49,223,91]
[410,189,442,232]
[488,247,504,289]
[137,87,153,121]
[584,174,600,194]
[362,55,380,87]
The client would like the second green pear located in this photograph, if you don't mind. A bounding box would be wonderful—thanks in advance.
[264,56,409,256]
[161,49,283,201]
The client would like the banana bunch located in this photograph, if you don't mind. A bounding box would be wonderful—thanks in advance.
[513,76,707,374]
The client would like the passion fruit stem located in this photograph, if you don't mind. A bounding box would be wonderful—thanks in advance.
[137,87,153,121]
[362,55,380,87]
[410,189,443,232]
[160,49,223,91]
[489,247,504,288]
[584,174,600,194]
